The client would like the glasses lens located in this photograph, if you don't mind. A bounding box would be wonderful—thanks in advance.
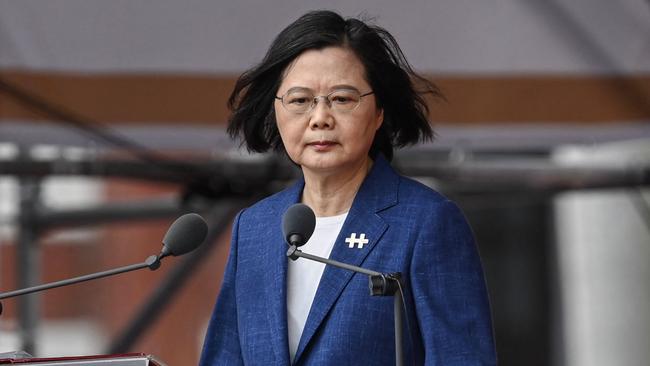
[328,89,361,111]
[280,89,364,113]
[283,90,314,113]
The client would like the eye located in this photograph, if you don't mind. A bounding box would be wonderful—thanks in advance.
[330,90,359,104]
[287,96,310,105]
[285,93,314,105]
[331,96,352,104]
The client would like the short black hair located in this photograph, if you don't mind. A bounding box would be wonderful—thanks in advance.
[227,10,442,161]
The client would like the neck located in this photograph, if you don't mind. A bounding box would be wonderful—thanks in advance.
[301,158,373,217]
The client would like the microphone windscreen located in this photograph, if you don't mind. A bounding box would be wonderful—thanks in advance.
[162,213,208,256]
[282,203,316,247]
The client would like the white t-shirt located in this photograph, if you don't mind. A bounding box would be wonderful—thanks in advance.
[286,211,348,363]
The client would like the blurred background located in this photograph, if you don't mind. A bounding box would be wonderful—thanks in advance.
[1,1,649,365]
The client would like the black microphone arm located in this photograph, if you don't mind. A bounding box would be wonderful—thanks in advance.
[0,213,208,315]
[286,245,405,366]
[0,254,163,302]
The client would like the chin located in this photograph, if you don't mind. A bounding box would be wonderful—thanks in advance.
[299,156,345,172]
[302,162,341,172]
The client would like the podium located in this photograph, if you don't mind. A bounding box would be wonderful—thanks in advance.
[0,353,164,365]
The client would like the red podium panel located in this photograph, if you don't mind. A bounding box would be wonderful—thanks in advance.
[0,353,164,365]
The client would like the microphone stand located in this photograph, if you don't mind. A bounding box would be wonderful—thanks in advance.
[0,254,163,313]
[286,245,404,366]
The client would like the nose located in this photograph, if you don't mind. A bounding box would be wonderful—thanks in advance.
[309,98,334,130]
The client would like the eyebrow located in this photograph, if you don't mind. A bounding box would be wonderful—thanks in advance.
[283,85,362,95]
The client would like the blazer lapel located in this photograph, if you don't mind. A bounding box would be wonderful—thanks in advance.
[293,157,399,364]
[263,179,304,365]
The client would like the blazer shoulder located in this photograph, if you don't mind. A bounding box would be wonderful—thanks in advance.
[396,174,450,205]
[237,182,300,223]
[237,195,278,225]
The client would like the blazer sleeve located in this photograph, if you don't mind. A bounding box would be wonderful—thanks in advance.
[199,210,245,366]
[410,200,497,365]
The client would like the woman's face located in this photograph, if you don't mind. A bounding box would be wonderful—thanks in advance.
[274,46,383,176]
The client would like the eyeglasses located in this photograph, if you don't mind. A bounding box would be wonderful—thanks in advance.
[275,88,374,114]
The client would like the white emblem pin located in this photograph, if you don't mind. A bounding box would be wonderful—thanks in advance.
[345,233,369,249]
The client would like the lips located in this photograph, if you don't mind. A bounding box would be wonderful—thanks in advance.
[307,140,337,150]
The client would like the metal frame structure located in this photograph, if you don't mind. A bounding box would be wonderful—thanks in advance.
[1,72,649,361]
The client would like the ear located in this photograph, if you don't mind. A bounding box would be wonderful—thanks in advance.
[374,108,384,131]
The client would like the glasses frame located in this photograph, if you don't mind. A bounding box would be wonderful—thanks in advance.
[275,89,374,114]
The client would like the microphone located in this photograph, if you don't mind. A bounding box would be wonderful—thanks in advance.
[282,203,316,247]
[0,213,208,312]
[161,213,208,257]
[281,204,406,366]
[281,203,383,276]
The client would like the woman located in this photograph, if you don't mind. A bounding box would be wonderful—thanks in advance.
[200,10,496,365]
